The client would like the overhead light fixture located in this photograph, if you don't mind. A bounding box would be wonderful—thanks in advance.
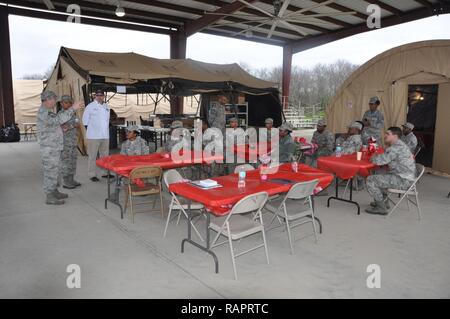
[115,3,125,17]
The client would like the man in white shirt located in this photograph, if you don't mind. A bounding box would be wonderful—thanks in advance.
[82,90,111,182]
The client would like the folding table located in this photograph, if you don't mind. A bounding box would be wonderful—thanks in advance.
[169,163,334,273]
[96,152,222,219]
[317,153,379,215]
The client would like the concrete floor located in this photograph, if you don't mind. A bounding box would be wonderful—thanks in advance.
[1,141,449,298]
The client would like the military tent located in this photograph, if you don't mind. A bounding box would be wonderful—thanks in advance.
[326,40,450,174]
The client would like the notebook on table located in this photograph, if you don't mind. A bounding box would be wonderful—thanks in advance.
[189,179,223,190]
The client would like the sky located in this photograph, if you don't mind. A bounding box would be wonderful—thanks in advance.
[7,12,450,79]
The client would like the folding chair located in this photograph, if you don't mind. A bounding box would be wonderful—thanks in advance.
[386,164,425,220]
[210,192,269,280]
[414,146,421,158]
[163,169,204,241]
[234,164,255,174]
[266,179,320,254]
[124,166,164,223]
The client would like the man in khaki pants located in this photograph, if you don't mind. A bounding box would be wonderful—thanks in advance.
[82,90,112,182]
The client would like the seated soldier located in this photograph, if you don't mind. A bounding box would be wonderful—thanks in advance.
[120,125,149,156]
[401,122,418,154]
[278,122,296,163]
[160,120,190,153]
[365,127,416,215]
[311,119,334,158]
[341,121,363,155]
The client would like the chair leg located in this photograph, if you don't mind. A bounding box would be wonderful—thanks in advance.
[159,188,164,218]
[283,205,294,255]
[123,187,129,215]
[226,223,238,280]
[415,192,422,220]
[311,213,319,243]
[129,191,134,224]
[163,198,174,238]
[406,194,411,211]
[260,215,270,265]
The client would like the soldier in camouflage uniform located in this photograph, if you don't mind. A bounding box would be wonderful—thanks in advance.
[36,91,82,205]
[161,120,190,153]
[278,122,297,163]
[120,125,149,156]
[401,122,418,154]
[311,119,334,157]
[362,96,384,144]
[59,95,81,189]
[208,94,228,132]
[365,127,416,215]
[341,122,363,155]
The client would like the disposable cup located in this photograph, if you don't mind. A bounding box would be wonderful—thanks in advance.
[356,152,362,161]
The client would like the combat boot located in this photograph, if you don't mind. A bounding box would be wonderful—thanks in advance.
[370,198,390,209]
[53,189,69,199]
[71,175,81,187]
[365,201,388,215]
[46,193,65,205]
[63,176,77,189]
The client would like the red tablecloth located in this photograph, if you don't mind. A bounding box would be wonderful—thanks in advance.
[96,152,222,177]
[169,163,334,216]
[317,153,379,180]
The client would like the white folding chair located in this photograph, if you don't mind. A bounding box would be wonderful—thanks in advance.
[209,192,269,280]
[386,164,425,220]
[266,179,320,254]
[163,169,204,241]
[234,164,255,174]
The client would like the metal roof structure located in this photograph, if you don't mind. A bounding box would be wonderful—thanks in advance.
[1,0,450,123]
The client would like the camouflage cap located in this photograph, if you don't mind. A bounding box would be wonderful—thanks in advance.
[41,90,57,101]
[279,122,294,132]
[228,117,239,123]
[170,120,183,129]
[264,118,274,124]
[369,96,380,104]
[317,119,327,127]
[402,122,414,130]
[349,121,363,130]
[126,125,140,133]
[59,95,73,103]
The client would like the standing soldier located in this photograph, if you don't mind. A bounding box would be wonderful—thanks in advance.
[362,96,384,144]
[208,93,228,132]
[59,95,81,189]
[36,91,82,205]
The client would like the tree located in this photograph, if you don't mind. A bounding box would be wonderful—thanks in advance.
[21,64,55,80]
[239,60,358,117]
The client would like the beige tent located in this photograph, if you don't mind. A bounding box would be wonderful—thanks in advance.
[326,40,450,174]
[42,47,281,154]
[13,80,197,131]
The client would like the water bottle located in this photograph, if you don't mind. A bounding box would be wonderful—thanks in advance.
[238,171,246,188]
[335,144,342,158]
[291,160,298,173]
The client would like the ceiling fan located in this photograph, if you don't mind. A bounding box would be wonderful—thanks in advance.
[205,0,357,39]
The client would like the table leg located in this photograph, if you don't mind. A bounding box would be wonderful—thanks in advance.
[181,202,219,274]
[327,176,361,215]
[104,171,124,219]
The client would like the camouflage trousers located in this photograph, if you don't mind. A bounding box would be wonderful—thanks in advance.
[61,144,78,178]
[366,173,413,202]
[40,147,62,194]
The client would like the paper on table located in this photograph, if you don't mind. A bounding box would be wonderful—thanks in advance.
[199,179,218,187]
